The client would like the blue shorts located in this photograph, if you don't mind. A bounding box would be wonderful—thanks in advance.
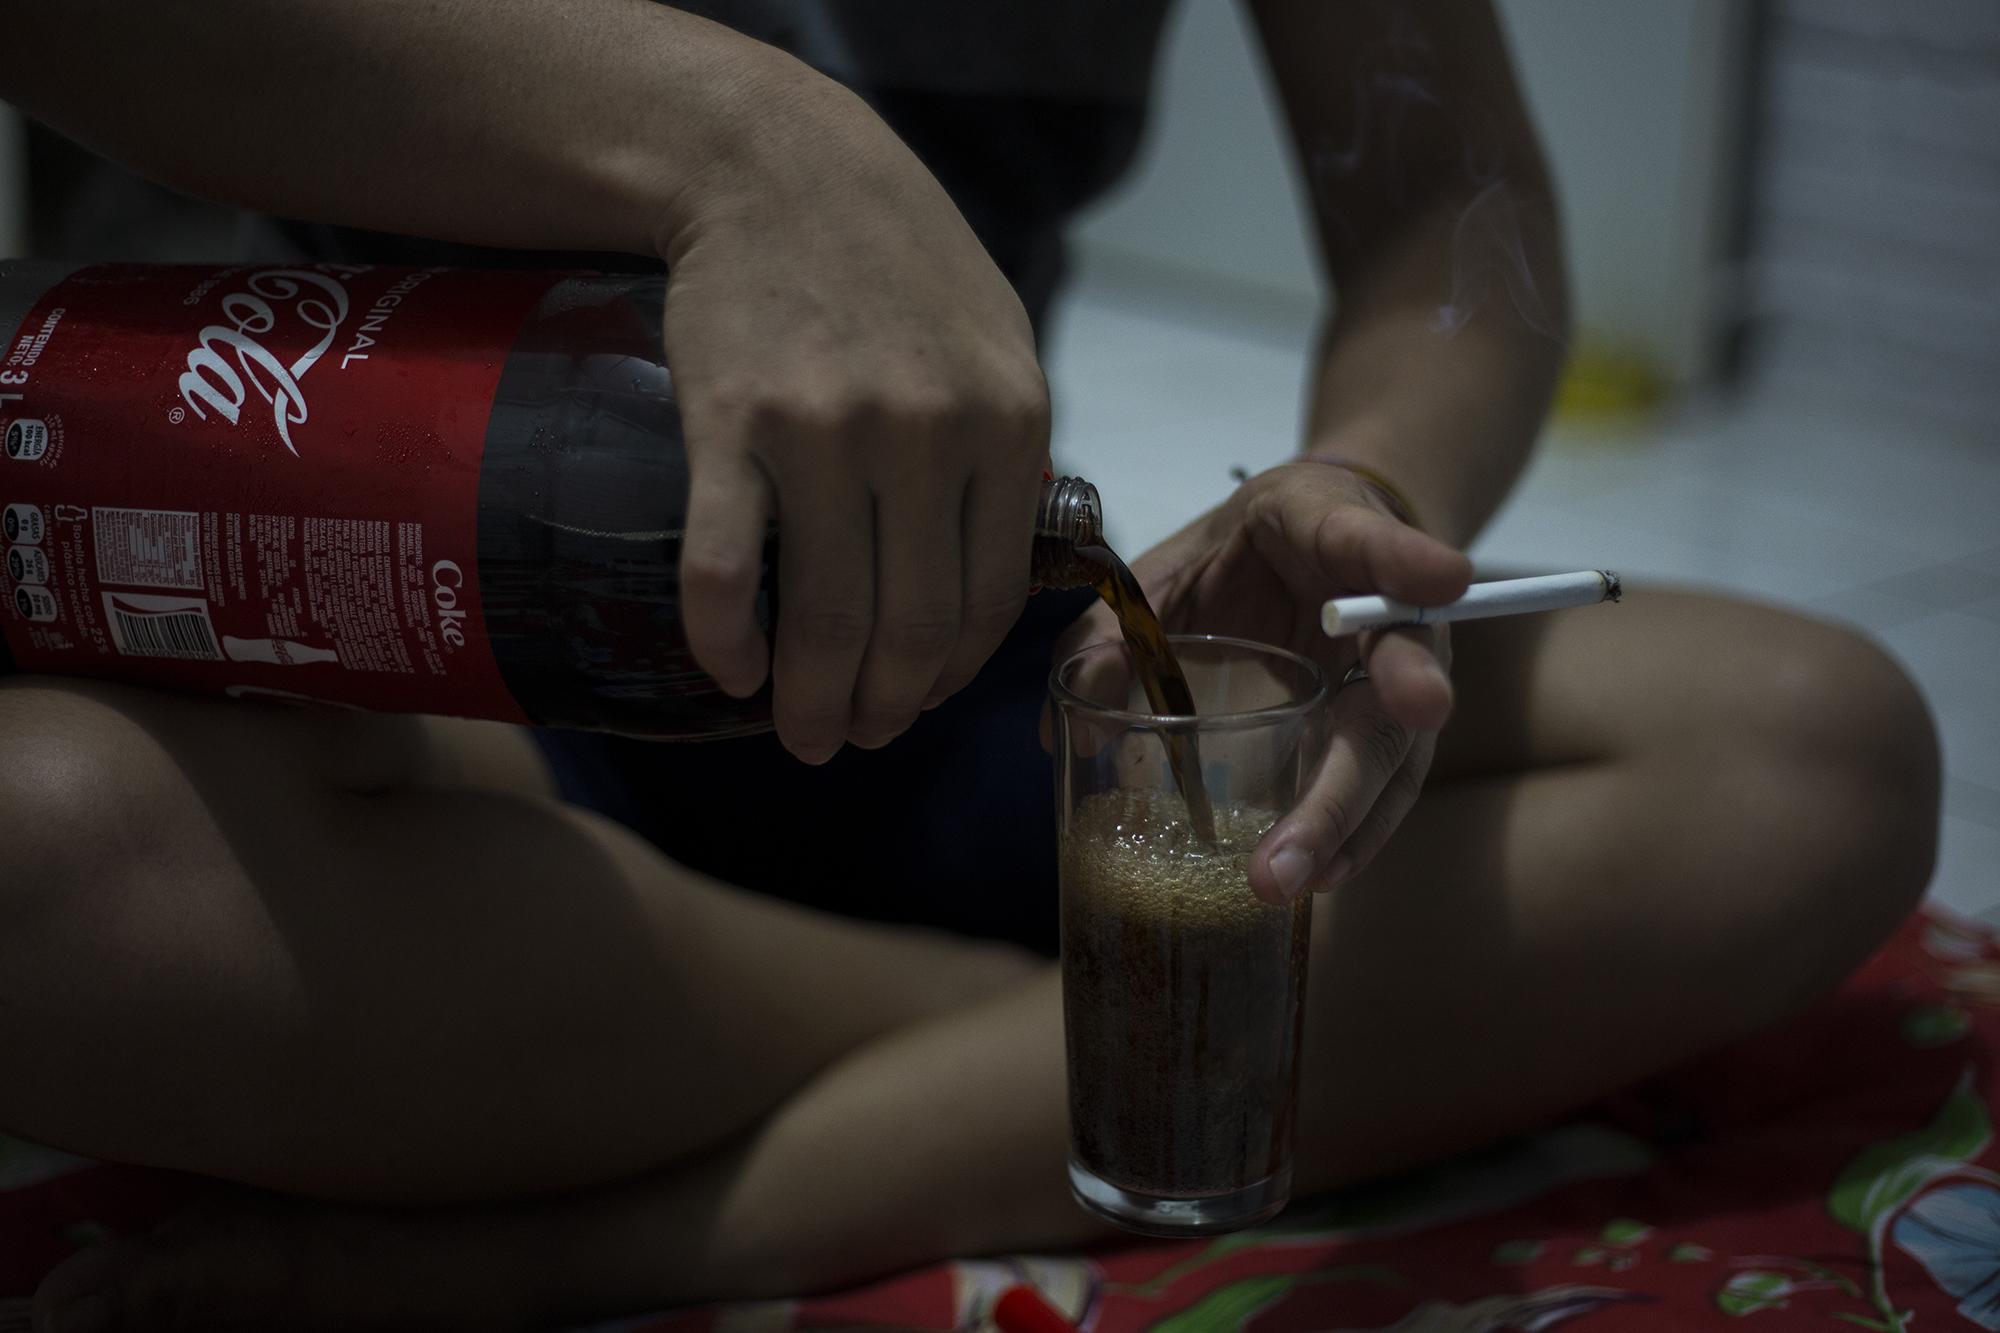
[534,588,1095,957]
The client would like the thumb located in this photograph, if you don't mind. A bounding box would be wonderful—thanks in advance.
[1251,469,1471,604]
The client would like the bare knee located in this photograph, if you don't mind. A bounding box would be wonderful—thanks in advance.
[1757,616,1938,890]
[0,681,181,927]
[0,682,231,991]
[0,677,379,908]
[1701,612,1940,996]
[0,685,183,1134]
[0,683,334,1160]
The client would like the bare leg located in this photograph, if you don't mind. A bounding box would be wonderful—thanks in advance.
[1296,590,1940,1181]
[0,682,1037,1203]
[20,591,1940,1329]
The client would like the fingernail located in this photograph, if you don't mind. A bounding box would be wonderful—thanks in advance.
[50,1293,119,1333]
[1269,845,1314,899]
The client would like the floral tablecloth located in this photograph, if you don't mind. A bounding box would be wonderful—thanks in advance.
[6,909,1999,1331]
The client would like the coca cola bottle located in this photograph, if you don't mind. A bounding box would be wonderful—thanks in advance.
[0,263,1103,738]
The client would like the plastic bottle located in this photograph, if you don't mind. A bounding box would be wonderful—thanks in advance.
[0,263,1101,737]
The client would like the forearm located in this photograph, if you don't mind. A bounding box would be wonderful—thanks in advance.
[1248,0,1570,549]
[1303,180,1569,548]
[0,0,811,256]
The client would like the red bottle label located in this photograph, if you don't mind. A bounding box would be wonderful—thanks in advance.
[0,264,554,721]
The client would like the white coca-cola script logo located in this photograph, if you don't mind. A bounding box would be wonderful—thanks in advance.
[431,559,468,649]
[177,270,350,456]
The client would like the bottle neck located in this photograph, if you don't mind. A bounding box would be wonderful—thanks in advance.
[1032,476,1104,590]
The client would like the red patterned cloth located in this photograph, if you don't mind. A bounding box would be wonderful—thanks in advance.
[6,909,2000,1331]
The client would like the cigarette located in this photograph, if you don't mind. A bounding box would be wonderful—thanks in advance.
[1321,570,1621,637]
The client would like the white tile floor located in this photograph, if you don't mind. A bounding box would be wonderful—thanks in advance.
[1044,263,2000,923]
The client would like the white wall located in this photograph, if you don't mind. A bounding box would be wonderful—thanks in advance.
[1070,1,1313,303]
[1070,0,1750,385]
[1750,0,2000,431]
[1503,0,1749,383]
[0,105,25,259]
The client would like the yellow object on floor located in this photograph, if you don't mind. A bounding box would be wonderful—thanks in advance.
[1554,341,1668,422]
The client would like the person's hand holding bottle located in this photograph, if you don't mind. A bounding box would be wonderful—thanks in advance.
[661,64,1053,764]
[0,0,1056,766]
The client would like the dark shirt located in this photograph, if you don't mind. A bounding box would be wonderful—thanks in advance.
[518,4,1175,953]
[284,0,1174,328]
[29,2,1176,953]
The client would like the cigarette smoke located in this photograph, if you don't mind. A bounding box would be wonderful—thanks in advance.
[1307,4,1565,345]
[1432,179,1565,341]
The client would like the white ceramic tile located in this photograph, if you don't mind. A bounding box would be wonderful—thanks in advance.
[1938,720,2000,801]
[1137,349,1311,434]
[1514,433,1679,505]
[1807,585,1939,634]
[1670,394,2000,557]
[1047,288,1315,553]
[1948,778,2000,834]
[1054,357,1304,462]
[1473,499,1739,591]
[1044,293,1203,373]
[1937,818,2000,923]
[1520,475,1936,606]
[1879,612,2000,710]
[1930,778,2000,923]
[1052,376,1238,475]
[1867,564,2000,610]
[1046,278,1308,379]
[1880,612,2000,794]
[1673,469,1929,575]
[1963,592,2000,628]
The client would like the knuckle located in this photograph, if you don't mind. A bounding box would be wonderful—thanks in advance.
[788,603,873,653]
[679,545,760,597]
[789,391,855,440]
[687,374,756,425]
[1015,375,1053,429]
[1351,708,1411,775]
[777,701,849,743]
[729,382,851,440]
[875,606,961,661]
[961,579,1028,635]
[703,377,777,427]
[849,710,919,747]
[988,362,1051,437]
[820,373,952,436]
[1307,788,1360,849]
[1311,506,1361,566]
[886,381,960,432]
[922,669,972,706]
[1382,753,1430,812]
[1348,776,1424,869]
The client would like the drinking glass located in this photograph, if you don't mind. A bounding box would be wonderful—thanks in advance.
[1051,634,1326,1236]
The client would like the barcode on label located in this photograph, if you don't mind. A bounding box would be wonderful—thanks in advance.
[102,592,223,660]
